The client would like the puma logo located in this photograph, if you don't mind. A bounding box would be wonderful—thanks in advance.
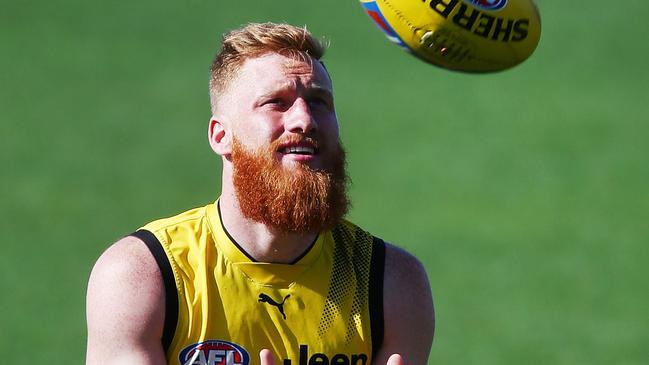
[258,293,291,320]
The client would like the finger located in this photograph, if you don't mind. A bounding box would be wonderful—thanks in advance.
[260,349,276,365]
[386,353,404,365]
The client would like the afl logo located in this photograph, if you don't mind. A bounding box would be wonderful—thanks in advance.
[464,0,508,11]
[178,340,250,365]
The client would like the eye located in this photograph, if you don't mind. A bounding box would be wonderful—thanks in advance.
[261,97,290,111]
[308,96,332,110]
[263,98,283,106]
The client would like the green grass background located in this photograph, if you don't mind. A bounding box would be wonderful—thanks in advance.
[1,0,647,363]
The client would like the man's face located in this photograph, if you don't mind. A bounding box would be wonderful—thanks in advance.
[216,53,348,233]
[218,52,340,171]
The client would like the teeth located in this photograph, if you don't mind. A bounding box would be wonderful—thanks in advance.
[284,146,315,154]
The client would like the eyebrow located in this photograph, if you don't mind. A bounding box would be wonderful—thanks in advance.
[258,80,333,98]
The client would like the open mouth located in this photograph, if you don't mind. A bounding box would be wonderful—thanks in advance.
[277,138,319,156]
[280,145,317,155]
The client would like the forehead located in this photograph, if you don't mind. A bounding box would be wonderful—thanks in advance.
[231,53,332,96]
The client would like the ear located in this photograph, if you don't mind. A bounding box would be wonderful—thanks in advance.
[208,117,232,156]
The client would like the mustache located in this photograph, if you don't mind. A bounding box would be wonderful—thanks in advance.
[270,135,321,151]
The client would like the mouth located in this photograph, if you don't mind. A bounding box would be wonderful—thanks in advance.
[277,140,319,157]
[280,145,317,155]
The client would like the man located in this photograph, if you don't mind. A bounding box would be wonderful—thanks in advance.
[86,22,434,365]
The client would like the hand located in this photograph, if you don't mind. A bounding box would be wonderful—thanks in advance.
[259,350,406,365]
[259,349,276,365]
[386,354,404,365]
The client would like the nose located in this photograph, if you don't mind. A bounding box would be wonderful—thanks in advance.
[285,98,317,135]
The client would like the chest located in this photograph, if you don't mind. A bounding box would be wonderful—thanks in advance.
[169,243,373,365]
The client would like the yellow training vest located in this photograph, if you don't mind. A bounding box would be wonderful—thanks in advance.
[132,201,385,365]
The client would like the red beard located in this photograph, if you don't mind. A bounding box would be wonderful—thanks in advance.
[231,135,349,233]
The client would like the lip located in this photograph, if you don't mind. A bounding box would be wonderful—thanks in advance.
[278,140,318,152]
[278,139,318,155]
[276,140,320,165]
[281,153,317,163]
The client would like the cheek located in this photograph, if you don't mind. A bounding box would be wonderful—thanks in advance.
[319,115,340,138]
[234,118,280,149]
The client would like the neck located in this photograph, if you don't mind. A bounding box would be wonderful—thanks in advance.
[218,189,319,264]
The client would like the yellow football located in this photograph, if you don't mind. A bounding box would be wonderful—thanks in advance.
[360,0,541,72]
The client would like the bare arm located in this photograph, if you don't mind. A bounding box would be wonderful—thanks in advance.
[373,243,435,365]
[86,235,167,365]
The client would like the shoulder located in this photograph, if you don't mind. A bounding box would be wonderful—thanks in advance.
[87,234,165,320]
[383,243,433,321]
[86,235,165,343]
[86,235,167,364]
[89,234,162,290]
[383,243,430,293]
[380,242,435,364]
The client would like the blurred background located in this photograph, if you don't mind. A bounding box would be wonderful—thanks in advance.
[1,0,647,363]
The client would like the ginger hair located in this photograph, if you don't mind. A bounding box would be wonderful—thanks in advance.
[209,22,328,113]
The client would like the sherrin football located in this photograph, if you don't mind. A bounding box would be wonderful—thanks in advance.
[360,0,541,72]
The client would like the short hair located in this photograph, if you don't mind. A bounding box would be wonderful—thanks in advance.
[209,22,328,113]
